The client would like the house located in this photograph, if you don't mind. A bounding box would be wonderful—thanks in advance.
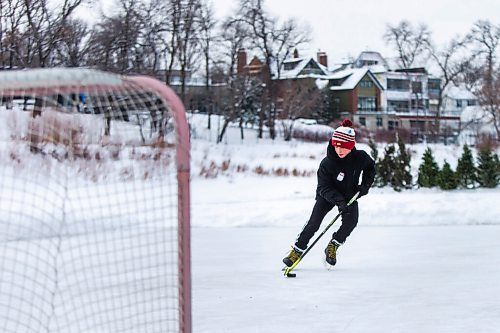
[353,51,389,69]
[237,48,269,80]
[441,84,478,116]
[344,51,464,142]
[234,48,475,142]
[276,51,330,80]
[236,48,331,118]
[327,67,385,126]
[273,51,331,107]
[237,48,330,82]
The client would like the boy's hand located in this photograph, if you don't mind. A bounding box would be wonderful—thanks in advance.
[337,201,349,214]
[358,184,369,197]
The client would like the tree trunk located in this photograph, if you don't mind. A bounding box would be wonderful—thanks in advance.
[218,119,230,143]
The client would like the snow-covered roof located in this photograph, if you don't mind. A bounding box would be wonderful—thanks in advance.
[282,58,303,64]
[277,57,329,80]
[384,57,401,71]
[328,68,384,91]
[327,67,356,80]
[460,105,497,135]
[354,51,389,69]
[444,85,477,100]
[365,64,387,74]
[460,105,488,122]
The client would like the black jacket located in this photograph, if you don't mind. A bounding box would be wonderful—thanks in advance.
[316,143,376,205]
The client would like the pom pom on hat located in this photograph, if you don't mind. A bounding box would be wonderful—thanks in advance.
[331,118,356,150]
[341,119,353,127]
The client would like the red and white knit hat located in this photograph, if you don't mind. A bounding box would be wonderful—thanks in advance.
[331,119,356,150]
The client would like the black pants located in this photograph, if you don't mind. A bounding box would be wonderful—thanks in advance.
[295,195,359,250]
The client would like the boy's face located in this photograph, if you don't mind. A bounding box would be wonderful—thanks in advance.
[335,146,352,158]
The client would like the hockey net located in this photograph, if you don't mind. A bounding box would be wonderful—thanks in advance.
[0,68,191,333]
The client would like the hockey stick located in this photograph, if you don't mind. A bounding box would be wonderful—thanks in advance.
[284,191,360,277]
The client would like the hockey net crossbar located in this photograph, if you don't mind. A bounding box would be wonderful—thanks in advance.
[0,68,191,333]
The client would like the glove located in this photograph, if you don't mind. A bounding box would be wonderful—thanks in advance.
[357,184,369,197]
[336,201,349,214]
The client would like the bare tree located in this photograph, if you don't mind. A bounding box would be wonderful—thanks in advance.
[220,17,249,77]
[216,75,265,143]
[137,0,169,76]
[85,0,143,74]
[470,20,500,86]
[427,35,475,114]
[475,66,500,140]
[53,18,90,67]
[279,80,323,141]
[384,21,431,69]
[235,0,310,139]
[214,15,253,142]
[163,0,182,85]
[198,1,216,128]
[116,0,142,73]
[468,20,500,141]
[238,0,310,79]
[175,0,203,104]
[461,21,500,90]
[86,17,120,70]
[0,0,26,68]
[22,0,88,67]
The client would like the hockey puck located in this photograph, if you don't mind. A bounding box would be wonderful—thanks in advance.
[286,273,296,278]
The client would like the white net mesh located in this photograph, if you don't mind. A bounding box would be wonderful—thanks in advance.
[0,68,190,332]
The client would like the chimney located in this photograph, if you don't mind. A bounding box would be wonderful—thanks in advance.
[293,48,299,58]
[317,51,328,68]
[237,49,247,74]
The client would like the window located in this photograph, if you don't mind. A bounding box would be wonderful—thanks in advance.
[388,120,399,130]
[456,100,463,108]
[411,98,425,110]
[359,60,378,66]
[359,117,366,126]
[388,100,409,112]
[284,61,299,71]
[387,79,410,91]
[376,117,383,127]
[428,79,441,92]
[411,81,422,93]
[331,79,344,86]
[301,61,322,75]
[359,80,373,88]
[332,97,341,113]
[358,97,376,111]
[410,120,425,131]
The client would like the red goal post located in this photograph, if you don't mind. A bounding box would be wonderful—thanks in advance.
[0,68,191,333]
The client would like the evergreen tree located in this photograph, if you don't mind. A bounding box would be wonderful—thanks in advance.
[455,144,477,189]
[477,146,499,188]
[496,154,500,181]
[377,144,397,187]
[393,134,413,191]
[438,160,458,190]
[417,147,440,187]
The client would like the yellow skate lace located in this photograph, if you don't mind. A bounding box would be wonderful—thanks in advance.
[288,248,302,262]
[326,243,338,258]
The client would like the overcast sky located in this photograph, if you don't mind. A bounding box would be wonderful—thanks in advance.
[211,0,500,67]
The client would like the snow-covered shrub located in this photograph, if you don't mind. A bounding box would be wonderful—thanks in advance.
[292,122,333,142]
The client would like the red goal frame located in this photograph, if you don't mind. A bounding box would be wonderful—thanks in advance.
[0,69,192,333]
